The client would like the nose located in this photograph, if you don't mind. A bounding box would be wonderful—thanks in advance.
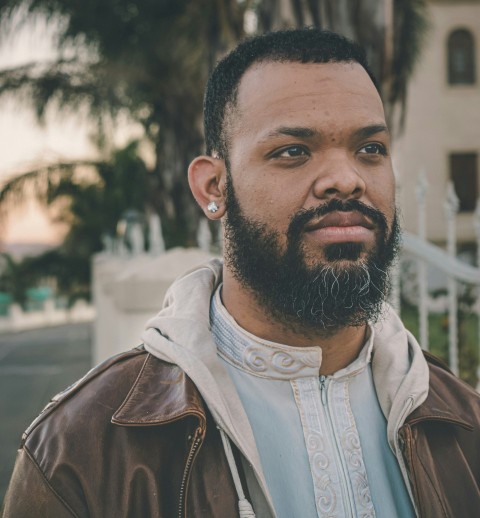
[312,151,366,201]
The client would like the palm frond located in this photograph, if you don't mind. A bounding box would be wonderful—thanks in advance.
[0,160,102,219]
[0,58,124,120]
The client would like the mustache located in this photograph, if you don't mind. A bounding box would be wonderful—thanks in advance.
[287,199,388,240]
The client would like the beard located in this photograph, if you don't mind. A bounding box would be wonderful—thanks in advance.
[223,174,401,337]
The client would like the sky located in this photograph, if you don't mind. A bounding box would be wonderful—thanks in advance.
[0,18,99,244]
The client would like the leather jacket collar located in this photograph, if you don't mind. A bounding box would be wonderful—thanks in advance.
[112,353,207,429]
[112,350,474,434]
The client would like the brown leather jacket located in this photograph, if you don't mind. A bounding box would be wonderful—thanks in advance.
[2,347,480,518]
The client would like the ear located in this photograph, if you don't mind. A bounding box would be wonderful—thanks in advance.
[188,155,226,219]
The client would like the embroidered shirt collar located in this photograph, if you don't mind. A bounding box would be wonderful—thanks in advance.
[211,285,374,381]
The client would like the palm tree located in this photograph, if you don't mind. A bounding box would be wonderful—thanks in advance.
[0,0,248,246]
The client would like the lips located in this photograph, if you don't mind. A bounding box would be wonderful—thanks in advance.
[304,211,375,232]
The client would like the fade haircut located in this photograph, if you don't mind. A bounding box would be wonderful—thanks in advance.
[204,28,380,159]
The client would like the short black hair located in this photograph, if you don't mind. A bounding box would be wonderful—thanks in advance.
[204,28,379,158]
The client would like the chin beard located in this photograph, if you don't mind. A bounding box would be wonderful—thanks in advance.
[223,175,401,337]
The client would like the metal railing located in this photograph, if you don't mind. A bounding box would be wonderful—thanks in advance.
[390,172,480,389]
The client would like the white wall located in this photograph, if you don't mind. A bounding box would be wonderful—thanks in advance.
[92,248,215,365]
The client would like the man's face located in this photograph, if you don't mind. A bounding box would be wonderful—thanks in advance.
[223,61,398,334]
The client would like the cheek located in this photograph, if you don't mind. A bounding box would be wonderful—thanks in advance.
[233,173,300,225]
[253,189,304,233]
[367,172,395,215]
[385,180,396,218]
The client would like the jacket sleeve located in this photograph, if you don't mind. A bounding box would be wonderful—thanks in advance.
[2,448,77,518]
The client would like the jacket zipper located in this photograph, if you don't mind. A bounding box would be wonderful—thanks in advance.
[178,426,204,518]
[319,375,355,518]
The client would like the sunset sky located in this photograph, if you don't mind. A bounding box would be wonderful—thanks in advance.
[0,19,98,244]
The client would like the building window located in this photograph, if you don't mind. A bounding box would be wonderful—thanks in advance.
[448,29,476,84]
[449,153,478,212]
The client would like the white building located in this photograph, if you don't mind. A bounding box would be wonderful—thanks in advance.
[394,0,480,245]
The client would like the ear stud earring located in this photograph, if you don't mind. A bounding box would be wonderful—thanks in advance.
[207,201,219,213]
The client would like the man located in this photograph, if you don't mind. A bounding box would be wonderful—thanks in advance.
[3,29,480,518]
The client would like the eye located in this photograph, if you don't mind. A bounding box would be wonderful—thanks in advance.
[272,145,309,158]
[358,143,387,155]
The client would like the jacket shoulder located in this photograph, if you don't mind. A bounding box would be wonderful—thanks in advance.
[424,350,479,397]
[22,346,180,441]
[419,350,480,427]
[6,349,211,518]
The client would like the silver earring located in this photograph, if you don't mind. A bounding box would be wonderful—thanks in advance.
[207,201,219,213]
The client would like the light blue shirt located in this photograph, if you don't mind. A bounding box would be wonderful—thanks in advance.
[210,287,415,518]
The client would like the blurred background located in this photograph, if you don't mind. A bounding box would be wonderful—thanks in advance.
[0,0,479,502]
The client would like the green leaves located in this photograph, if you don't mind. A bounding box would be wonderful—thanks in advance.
[0,141,152,301]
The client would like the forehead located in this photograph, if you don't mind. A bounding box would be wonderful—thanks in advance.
[232,61,385,138]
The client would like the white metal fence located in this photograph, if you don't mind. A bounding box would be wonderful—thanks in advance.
[390,172,480,389]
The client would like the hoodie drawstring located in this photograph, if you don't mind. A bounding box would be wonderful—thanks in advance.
[218,427,256,518]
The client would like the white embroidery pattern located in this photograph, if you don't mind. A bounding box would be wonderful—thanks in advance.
[243,346,320,377]
[308,430,337,515]
[211,290,321,380]
[293,378,376,518]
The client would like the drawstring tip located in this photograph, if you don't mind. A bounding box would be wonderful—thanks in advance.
[218,427,256,517]
[238,498,256,518]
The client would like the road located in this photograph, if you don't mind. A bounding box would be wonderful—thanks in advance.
[0,322,92,503]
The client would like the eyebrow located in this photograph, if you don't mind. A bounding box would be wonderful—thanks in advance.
[260,123,389,143]
[260,126,318,141]
[352,124,389,140]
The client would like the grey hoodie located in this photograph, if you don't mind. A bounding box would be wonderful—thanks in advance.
[141,259,430,517]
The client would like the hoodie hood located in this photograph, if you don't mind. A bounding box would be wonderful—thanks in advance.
[141,258,429,513]
[371,305,430,449]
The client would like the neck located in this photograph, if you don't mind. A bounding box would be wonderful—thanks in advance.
[222,267,368,375]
